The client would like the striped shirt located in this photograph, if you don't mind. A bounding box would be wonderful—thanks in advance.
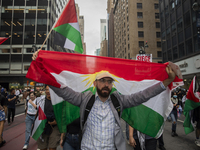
[81,93,116,150]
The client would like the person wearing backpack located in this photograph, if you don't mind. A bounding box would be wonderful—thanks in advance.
[50,67,175,150]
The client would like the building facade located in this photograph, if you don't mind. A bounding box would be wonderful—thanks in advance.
[112,0,162,63]
[159,0,200,88]
[107,0,115,57]
[0,0,85,89]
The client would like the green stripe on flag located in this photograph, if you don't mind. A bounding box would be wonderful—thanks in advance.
[54,24,83,53]
[183,99,200,134]
[53,101,80,133]
[122,104,164,138]
[32,119,47,141]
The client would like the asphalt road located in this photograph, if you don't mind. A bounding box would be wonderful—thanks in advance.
[9,104,200,150]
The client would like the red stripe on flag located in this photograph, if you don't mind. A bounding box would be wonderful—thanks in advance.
[54,0,77,28]
[26,51,183,88]
[0,37,9,45]
[38,106,47,120]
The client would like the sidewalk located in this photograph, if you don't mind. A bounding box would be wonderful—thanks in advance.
[2,114,38,150]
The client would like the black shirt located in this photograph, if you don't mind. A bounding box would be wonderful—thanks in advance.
[0,94,6,106]
[44,97,55,122]
[67,118,80,134]
[7,94,16,108]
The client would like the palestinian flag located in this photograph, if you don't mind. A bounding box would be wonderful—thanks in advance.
[53,0,83,54]
[31,95,47,140]
[26,51,183,138]
[0,37,9,45]
[184,76,200,134]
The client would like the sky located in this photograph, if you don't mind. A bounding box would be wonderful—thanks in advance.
[75,0,107,55]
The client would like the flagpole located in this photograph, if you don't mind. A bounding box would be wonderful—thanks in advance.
[40,0,70,50]
[40,27,53,50]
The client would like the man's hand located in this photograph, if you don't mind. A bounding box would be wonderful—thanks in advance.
[129,136,137,148]
[60,133,65,148]
[162,65,176,87]
[48,119,57,125]
[32,50,41,60]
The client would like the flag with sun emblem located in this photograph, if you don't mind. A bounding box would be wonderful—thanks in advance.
[26,50,184,138]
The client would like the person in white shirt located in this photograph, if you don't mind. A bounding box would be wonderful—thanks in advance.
[23,92,37,150]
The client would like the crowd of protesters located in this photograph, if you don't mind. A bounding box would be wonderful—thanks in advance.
[0,83,199,150]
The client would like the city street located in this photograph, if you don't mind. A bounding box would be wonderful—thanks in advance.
[0,103,200,150]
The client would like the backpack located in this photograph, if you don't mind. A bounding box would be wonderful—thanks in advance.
[82,94,121,127]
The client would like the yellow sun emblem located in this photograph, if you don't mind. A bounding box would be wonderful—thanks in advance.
[81,71,119,90]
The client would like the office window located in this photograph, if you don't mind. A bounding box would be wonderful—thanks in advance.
[156,22,160,28]
[137,3,142,9]
[157,51,162,57]
[137,12,143,18]
[186,39,193,55]
[138,31,144,37]
[163,52,167,63]
[155,13,160,19]
[173,47,178,60]
[167,50,172,61]
[184,12,190,27]
[177,18,183,32]
[139,41,144,47]
[154,4,159,9]
[179,43,185,58]
[157,42,161,47]
[156,32,161,38]
[138,22,143,28]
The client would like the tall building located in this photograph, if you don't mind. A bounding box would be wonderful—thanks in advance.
[0,0,85,88]
[107,0,115,57]
[159,0,200,88]
[112,0,162,62]
[95,48,101,56]
[99,19,108,56]
[100,19,107,42]
[76,4,86,54]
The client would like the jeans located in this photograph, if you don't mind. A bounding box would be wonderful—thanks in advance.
[63,133,80,150]
[24,114,35,146]
[170,109,177,132]
[8,108,15,123]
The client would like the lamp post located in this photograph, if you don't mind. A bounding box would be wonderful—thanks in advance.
[139,41,148,54]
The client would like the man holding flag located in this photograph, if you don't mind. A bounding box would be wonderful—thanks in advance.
[183,76,200,147]
[31,50,176,150]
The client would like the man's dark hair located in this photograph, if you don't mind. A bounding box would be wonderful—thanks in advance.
[29,91,35,96]
[10,88,15,92]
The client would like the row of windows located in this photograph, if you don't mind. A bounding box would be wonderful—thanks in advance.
[162,37,200,62]
[137,12,160,19]
[138,22,160,28]
[138,41,161,48]
[137,3,159,9]
[138,31,160,38]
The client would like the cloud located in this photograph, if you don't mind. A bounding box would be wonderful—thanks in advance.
[75,0,107,55]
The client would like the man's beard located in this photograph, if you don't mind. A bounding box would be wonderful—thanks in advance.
[96,86,111,98]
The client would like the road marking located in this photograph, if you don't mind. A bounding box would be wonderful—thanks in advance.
[5,113,25,120]
[15,113,25,117]
[178,119,184,123]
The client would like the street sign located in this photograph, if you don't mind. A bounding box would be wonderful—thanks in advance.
[136,54,152,62]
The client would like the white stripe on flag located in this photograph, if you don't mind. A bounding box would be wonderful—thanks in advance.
[64,38,76,50]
